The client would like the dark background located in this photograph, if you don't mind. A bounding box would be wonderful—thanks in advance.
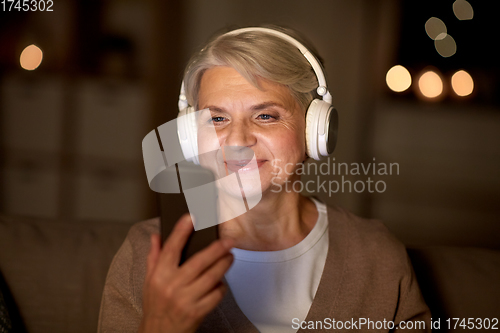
[0,0,498,249]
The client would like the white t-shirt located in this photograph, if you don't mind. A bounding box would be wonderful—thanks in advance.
[224,198,329,333]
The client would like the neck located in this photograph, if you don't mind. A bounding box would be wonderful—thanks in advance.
[218,190,318,251]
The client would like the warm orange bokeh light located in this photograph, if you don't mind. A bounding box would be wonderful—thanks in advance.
[451,70,474,96]
[418,71,443,99]
[386,65,412,92]
[20,44,43,70]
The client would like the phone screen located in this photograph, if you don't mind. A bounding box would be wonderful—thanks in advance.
[158,161,219,264]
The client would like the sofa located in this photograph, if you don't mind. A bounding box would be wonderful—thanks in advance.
[0,214,499,333]
[0,214,132,333]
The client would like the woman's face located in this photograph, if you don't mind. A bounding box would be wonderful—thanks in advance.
[196,66,307,197]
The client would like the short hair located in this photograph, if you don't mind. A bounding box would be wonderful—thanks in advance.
[182,26,321,111]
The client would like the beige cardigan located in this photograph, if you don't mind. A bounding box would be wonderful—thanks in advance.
[98,204,431,332]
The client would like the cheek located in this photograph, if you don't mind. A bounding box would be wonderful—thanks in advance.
[197,127,221,155]
[263,127,306,166]
[197,127,225,178]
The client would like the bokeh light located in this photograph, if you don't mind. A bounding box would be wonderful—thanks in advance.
[20,44,43,70]
[451,70,474,96]
[453,0,474,20]
[435,34,457,57]
[425,17,447,40]
[386,65,412,92]
[418,70,443,99]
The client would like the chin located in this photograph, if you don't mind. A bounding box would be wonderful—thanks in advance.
[214,167,263,214]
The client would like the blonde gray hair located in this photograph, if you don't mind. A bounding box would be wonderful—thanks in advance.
[182,27,320,111]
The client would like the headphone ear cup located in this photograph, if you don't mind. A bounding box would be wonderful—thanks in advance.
[305,100,321,160]
[188,107,200,165]
[324,106,338,155]
[177,106,200,165]
[305,99,337,160]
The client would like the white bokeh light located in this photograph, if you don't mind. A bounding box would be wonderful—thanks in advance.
[435,34,457,57]
[453,0,474,20]
[425,17,447,40]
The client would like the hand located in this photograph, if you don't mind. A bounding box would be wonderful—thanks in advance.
[139,214,234,333]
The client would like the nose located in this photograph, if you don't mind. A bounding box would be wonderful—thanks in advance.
[222,119,256,148]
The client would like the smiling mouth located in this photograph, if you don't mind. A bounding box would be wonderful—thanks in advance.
[224,159,267,172]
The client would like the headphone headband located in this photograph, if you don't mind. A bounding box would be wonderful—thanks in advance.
[179,27,332,110]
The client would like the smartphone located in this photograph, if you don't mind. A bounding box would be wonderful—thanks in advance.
[158,160,219,265]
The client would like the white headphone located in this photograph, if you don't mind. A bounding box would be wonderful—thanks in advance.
[177,27,338,164]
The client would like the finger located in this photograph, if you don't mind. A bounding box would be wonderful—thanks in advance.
[159,213,194,266]
[178,238,234,284]
[195,282,227,317]
[146,233,161,280]
[188,252,234,299]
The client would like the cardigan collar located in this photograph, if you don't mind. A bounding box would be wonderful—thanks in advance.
[202,204,350,332]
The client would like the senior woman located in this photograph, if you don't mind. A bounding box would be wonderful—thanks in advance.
[98,26,431,333]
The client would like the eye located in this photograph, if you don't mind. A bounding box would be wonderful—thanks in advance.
[211,116,226,123]
[256,114,277,121]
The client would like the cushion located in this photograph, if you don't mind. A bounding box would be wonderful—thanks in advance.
[408,246,500,321]
[0,214,134,333]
